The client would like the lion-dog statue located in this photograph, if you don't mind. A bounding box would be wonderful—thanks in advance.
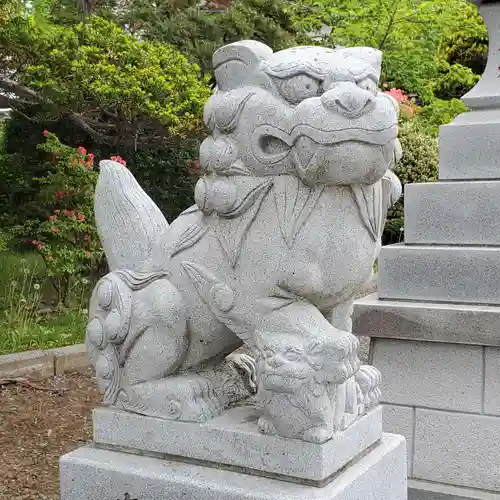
[85,40,401,443]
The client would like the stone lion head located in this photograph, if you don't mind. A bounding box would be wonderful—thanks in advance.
[255,327,360,394]
[201,41,400,187]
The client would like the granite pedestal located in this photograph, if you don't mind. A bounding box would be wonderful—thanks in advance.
[60,406,407,500]
[353,2,500,498]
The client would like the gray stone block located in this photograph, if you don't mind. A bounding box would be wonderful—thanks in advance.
[439,112,500,180]
[0,349,54,379]
[378,244,500,304]
[353,294,500,346]
[382,404,414,476]
[408,479,500,500]
[413,409,500,492]
[47,344,91,375]
[93,405,382,483]
[371,339,482,413]
[60,434,407,500]
[404,181,500,245]
[484,347,500,415]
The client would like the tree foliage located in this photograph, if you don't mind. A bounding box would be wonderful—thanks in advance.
[287,0,485,101]
[117,0,299,78]
[0,6,211,148]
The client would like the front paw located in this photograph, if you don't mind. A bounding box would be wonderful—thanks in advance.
[355,364,381,411]
[302,426,332,444]
[328,333,361,384]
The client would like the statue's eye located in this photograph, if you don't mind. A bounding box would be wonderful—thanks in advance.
[357,77,378,94]
[275,74,321,104]
[284,349,302,362]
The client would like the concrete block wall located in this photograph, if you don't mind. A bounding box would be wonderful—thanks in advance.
[372,338,500,494]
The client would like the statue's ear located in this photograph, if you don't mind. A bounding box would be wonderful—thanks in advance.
[213,40,273,91]
[336,47,382,81]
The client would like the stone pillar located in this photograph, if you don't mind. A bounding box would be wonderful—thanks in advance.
[353,2,500,499]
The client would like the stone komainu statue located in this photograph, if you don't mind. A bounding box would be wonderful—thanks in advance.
[86,41,401,442]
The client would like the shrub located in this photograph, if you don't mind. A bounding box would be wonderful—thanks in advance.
[433,62,480,101]
[1,114,202,228]
[384,123,438,245]
[0,14,211,148]
[11,132,103,305]
[415,98,468,137]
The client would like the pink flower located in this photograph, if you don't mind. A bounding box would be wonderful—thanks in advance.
[111,155,126,166]
[385,88,408,103]
[88,153,95,162]
[77,146,87,155]
[31,240,38,245]
[51,227,57,233]
[77,214,85,221]
[37,243,44,250]
[84,251,90,258]
[43,130,49,137]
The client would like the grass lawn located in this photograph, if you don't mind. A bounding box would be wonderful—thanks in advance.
[0,251,88,355]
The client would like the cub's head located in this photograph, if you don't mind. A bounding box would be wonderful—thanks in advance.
[201,41,400,186]
[255,328,360,393]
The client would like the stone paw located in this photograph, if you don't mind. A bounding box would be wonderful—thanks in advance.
[258,415,277,436]
[302,426,332,444]
[327,332,361,384]
[355,364,381,412]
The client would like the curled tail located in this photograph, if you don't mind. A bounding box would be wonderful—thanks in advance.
[95,160,169,272]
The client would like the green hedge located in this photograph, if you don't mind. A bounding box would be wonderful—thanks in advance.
[383,124,438,245]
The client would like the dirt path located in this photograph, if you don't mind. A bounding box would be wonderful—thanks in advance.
[0,369,99,500]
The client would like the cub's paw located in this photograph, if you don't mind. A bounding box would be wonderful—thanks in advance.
[302,426,332,444]
[258,415,278,436]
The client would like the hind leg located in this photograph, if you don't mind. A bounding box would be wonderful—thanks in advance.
[86,271,223,422]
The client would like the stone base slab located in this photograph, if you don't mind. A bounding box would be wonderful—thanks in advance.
[60,434,407,500]
[93,405,382,484]
[353,294,500,346]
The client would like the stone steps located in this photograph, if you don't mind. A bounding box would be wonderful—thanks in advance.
[378,244,500,304]
[353,294,500,346]
[404,181,500,245]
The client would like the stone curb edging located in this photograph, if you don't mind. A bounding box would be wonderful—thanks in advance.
[0,276,378,381]
[0,343,91,380]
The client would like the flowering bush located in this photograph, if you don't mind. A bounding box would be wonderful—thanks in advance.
[16,132,105,304]
[384,87,420,121]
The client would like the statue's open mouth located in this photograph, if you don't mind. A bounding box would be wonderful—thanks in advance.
[252,124,398,165]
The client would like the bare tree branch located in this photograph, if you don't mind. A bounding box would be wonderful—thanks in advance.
[0,77,43,103]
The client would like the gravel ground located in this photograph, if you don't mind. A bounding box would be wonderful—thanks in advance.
[0,369,99,500]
